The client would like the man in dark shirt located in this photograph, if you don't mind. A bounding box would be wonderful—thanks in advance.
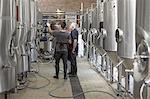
[48,21,71,79]
[68,23,79,76]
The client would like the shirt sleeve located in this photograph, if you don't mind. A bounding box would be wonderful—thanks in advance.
[68,34,71,40]
[71,30,78,39]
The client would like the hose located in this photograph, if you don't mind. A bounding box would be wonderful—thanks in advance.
[140,83,146,99]
[27,72,51,89]
[27,61,51,89]
[48,81,116,99]
[49,90,116,99]
[27,72,38,83]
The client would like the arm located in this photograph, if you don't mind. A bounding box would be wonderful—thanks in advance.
[47,23,53,35]
[68,39,72,44]
[68,34,72,44]
[71,30,78,54]
[47,22,55,36]
[72,39,77,53]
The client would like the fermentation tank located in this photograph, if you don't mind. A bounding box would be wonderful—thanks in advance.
[97,0,103,28]
[136,0,150,43]
[135,0,150,78]
[91,8,97,45]
[92,8,97,29]
[92,7,104,48]
[103,0,117,52]
[30,0,38,62]
[82,13,88,42]
[0,0,16,93]
[103,0,118,64]
[133,0,150,98]
[116,0,136,69]
[16,0,30,74]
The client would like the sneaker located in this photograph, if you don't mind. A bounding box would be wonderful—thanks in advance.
[53,75,59,79]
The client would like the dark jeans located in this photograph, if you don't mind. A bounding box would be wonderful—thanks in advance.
[68,53,77,75]
[54,51,68,77]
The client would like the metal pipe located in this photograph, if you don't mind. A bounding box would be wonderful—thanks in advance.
[42,18,81,21]
[110,61,113,83]
[42,12,82,15]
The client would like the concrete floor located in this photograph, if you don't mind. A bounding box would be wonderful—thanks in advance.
[10,57,116,99]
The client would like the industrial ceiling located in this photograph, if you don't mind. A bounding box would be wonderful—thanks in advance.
[37,0,96,12]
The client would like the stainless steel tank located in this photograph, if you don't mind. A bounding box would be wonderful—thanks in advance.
[116,0,136,69]
[92,8,97,29]
[134,40,149,82]
[37,9,43,23]
[136,0,150,43]
[133,40,150,99]
[82,13,87,42]
[97,0,104,28]
[22,0,31,72]
[102,0,118,64]
[15,0,25,74]
[0,0,16,93]
[116,0,136,59]
[91,8,98,45]
[24,0,31,36]
[88,9,92,30]
[103,0,117,52]
[135,0,150,78]
[83,13,88,30]
[82,12,89,42]
[133,1,150,98]
[95,1,104,48]
[30,0,38,62]
[30,0,36,41]
[16,0,30,73]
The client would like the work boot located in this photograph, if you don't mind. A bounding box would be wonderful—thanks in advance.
[53,75,59,79]
[64,73,67,80]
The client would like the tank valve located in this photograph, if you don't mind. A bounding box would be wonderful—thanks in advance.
[115,28,123,43]
[101,28,107,38]
[1,65,11,70]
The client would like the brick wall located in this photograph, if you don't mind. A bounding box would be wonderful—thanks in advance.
[37,0,96,12]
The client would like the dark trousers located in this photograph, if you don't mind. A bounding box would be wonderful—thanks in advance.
[68,53,77,75]
[54,51,68,77]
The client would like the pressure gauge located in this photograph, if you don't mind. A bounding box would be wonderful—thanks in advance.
[115,28,123,43]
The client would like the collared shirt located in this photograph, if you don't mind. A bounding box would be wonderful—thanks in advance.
[70,29,79,53]
[53,31,71,52]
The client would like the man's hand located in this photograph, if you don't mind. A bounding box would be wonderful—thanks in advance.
[47,23,50,27]
[72,49,75,54]
[72,39,77,54]
[47,22,53,33]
